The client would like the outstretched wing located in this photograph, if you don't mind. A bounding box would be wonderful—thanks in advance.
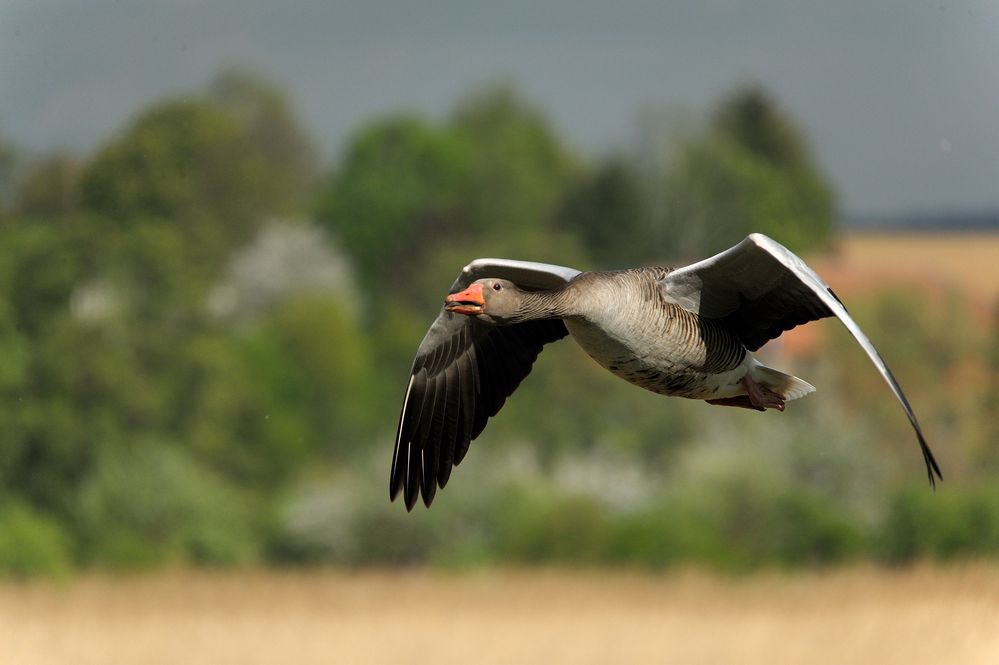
[390,259,581,510]
[659,233,942,486]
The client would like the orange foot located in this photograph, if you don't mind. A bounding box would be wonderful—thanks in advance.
[705,395,764,411]
[706,375,786,412]
[742,373,785,411]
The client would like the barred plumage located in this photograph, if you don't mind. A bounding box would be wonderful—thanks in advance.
[561,267,747,399]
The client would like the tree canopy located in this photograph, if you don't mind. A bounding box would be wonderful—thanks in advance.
[7,71,985,579]
[642,84,837,259]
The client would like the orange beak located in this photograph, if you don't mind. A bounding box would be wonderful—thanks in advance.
[445,283,485,315]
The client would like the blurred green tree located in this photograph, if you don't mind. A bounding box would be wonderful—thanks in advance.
[81,70,316,266]
[208,68,319,213]
[451,84,578,235]
[556,158,650,268]
[240,294,378,462]
[75,444,260,568]
[315,115,472,297]
[0,69,347,574]
[15,154,82,219]
[0,130,18,217]
[82,101,258,226]
[660,135,805,256]
[0,501,72,578]
[711,84,836,247]
[647,83,837,259]
[315,84,595,362]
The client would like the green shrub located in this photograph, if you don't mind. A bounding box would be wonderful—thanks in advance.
[0,501,72,578]
[271,472,462,567]
[347,505,443,565]
[766,490,863,566]
[75,444,261,569]
[494,489,612,564]
[877,484,999,563]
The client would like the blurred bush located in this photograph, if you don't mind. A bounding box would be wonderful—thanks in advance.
[75,444,260,568]
[0,500,72,578]
[877,484,999,563]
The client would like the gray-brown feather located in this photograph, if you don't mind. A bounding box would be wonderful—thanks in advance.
[562,268,748,398]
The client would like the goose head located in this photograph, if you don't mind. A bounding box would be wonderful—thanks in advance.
[445,278,524,324]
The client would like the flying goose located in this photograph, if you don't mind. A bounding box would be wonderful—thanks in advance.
[390,233,941,510]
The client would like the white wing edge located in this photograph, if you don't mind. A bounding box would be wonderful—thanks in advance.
[452,258,582,292]
[389,373,417,499]
[660,235,804,313]
[747,234,942,486]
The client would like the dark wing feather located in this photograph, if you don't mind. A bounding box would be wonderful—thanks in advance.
[391,259,580,510]
[659,233,942,487]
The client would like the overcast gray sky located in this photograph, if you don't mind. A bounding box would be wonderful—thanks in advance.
[2,0,997,215]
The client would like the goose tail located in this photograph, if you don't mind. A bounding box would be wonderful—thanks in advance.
[750,362,816,402]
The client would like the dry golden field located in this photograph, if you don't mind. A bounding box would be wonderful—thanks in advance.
[824,230,999,306]
[2,565,999,665]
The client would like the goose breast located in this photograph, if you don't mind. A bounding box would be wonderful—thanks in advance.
[564,269,748,398]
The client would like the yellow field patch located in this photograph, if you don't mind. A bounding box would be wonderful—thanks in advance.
[823,231,999,307]
[2,565,998,665]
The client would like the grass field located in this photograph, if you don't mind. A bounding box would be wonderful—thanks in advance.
[2,565,998,665]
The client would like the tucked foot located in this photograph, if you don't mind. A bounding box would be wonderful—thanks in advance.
[742,374,785,411]
[705,395,766,411]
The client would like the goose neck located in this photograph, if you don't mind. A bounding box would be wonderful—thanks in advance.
[516,286,578,321]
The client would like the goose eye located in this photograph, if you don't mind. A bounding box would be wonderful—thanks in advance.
[492,283,502,291]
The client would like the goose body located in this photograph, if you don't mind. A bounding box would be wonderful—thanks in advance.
[390,234,942,510]
[559,269,758,400]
